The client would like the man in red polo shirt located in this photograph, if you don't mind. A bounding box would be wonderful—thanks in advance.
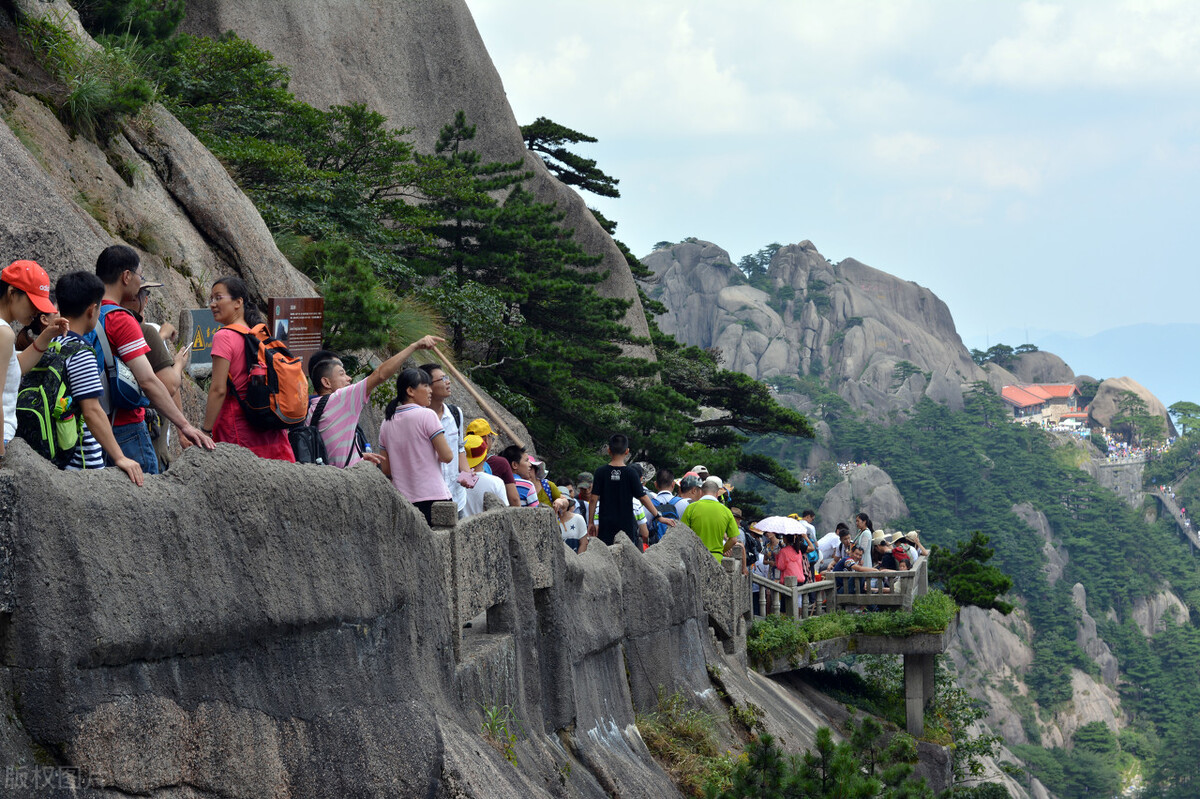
[95,245,213,473]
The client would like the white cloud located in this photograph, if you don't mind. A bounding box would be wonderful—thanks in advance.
[506,34,591,100]
[867,132,1048,192]
[957,0,1200,89]
[465,0,1200,340]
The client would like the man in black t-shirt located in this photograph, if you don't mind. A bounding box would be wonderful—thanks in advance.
[586,434,676,549]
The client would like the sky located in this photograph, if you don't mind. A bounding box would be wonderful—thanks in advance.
[464,1,1200,369]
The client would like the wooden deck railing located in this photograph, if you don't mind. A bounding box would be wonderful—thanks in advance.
[750,557,929,619]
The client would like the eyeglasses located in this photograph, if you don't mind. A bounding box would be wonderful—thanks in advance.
[209,294,231,304]
[437,376,451,384]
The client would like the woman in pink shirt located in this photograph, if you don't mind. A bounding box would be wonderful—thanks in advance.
[772,534,807,585]
[378,367,453,525]
[202,276,294,462]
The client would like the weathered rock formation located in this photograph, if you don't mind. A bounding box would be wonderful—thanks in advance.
[641,240,989,417]
[1089,375,1177,437]
[948,606,1036,745]
[947,601,1124,755]
[1070,584,1120,686]
[1008,350,1076,385]
[1131,588,1190,636]
[816,465,910,532]
[0,441,802,797]
[1012,503,1069,587]
[2,0,315,317]
[181,0,653,358]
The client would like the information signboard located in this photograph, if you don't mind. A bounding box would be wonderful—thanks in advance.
[267,297,325,369]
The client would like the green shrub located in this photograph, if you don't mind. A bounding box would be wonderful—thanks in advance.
[77,0,185,43]
[19,13,157,139]
[746,591,957,668]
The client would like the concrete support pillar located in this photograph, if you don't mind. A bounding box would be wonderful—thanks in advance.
[904,653,936,737]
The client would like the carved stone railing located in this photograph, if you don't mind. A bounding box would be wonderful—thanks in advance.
[751,557,929,619]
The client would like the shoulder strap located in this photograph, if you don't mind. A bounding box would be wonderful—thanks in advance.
[347,425,366,468]
[93,307,122,421]
[310,394,332,428]
[446,402,463,435]
[219,324,259,406]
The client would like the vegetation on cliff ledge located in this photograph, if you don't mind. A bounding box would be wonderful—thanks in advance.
[745,591,957,670]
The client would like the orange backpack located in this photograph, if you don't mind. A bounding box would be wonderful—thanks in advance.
[223,323,308,429]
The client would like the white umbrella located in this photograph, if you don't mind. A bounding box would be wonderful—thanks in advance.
[750,516,807,536]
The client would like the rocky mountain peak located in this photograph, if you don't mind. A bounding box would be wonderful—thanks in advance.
[642,239,987,417]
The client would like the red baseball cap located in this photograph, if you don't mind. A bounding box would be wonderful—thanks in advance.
[2,260,56,314]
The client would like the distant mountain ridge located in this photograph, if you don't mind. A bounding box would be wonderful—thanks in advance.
[641,239,1175,431]
[641,239,989,418]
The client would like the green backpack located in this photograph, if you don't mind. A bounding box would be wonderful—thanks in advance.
[16,338,90,467]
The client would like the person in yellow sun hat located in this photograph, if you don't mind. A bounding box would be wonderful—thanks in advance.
[461,433,509,518]
[465,417,519,507]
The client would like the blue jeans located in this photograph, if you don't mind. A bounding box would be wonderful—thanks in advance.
[113,421,159,475]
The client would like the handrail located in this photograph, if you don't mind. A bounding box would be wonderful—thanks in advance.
[750,557,929,619]
[1150,489,1200,551]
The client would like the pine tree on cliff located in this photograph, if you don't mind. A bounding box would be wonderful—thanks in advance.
[415,114,811,483]
[520,116,620,198]
[410,111,528,358]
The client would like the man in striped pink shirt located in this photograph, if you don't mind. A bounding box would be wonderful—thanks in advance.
[307,335,443,468]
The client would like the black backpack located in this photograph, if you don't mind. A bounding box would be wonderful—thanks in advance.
[16,338,91,467]
[290,395,332,465]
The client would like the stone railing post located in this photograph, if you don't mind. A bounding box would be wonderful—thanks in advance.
[783,576,798,618]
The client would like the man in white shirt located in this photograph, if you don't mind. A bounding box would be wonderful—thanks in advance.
[462,434,509,517]
[817,524,852,571]
[421,362,471,517]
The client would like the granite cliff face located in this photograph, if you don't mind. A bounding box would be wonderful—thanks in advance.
[0,441,816,797]
[816,465,909,533]
[181,0,654,358]
[642,240,986,417]
[1089,375,1178,436]
[1,0,316,319]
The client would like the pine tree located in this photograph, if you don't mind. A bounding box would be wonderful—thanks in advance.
[409,111,528,356]
[521,116,620,198]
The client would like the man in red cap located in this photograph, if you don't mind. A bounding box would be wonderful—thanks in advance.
[1,260,67,456]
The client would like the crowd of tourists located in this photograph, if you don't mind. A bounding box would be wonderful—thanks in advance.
[742,513,930,613]
[1102,431,1175,462]
[1,250,930,584]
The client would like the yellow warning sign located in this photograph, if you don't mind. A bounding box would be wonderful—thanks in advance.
[187,309,219,365]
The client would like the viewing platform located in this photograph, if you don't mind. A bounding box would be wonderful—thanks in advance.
[748,558,951,736]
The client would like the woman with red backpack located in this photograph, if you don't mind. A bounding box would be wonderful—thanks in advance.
[202,276,295,462]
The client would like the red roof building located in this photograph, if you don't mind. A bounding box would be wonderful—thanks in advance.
[1001,383,1083,425]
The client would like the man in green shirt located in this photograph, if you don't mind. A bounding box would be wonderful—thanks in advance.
[681,475,739,561]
